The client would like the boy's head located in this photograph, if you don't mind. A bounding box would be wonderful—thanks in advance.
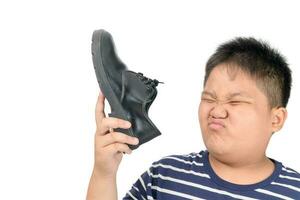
[198,37,292,162]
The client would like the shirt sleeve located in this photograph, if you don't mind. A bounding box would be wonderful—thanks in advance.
[122,162,156,200]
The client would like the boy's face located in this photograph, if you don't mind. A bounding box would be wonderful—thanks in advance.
[198,64,279,162]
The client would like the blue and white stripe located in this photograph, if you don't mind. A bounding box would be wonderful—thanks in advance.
[123,150,300,199]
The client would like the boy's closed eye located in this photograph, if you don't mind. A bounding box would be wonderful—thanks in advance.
[229,101,243,105]
[201,98,246,105]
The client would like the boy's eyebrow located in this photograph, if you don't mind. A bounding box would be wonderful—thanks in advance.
[201,91,217,98]
[201,90,253,99]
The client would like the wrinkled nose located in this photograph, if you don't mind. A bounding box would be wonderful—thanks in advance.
[210,103,228,118]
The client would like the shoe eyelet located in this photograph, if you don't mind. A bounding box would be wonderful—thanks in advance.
[146,86,153,91]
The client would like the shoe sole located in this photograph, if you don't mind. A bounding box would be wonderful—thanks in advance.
[91,29,139,150]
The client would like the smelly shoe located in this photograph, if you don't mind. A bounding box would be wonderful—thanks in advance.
[91,29,163,150]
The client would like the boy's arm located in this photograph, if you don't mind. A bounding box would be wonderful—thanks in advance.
[86,169,117,200]
[86,91,139,200]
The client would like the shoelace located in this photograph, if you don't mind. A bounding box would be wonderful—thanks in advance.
[136,72,164,90]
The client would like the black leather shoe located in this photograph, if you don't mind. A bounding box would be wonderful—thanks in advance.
[91,29,163,150]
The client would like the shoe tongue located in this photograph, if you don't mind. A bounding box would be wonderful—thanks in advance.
[121,70,157,102]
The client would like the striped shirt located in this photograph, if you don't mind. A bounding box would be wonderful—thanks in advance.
[123,150,300,199]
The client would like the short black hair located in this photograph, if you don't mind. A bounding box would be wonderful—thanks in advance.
[203,37,292,109]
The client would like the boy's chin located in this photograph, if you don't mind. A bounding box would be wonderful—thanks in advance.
[205,140,233,156]
[207,146,229,156]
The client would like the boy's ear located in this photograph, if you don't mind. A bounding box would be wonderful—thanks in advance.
[271,107,288,133]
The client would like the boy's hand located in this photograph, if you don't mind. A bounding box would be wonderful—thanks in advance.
[93,90,139,178]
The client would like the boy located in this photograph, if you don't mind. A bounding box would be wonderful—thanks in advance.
[87,37,300,199]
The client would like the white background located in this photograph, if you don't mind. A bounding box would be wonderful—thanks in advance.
[0,1,299,199]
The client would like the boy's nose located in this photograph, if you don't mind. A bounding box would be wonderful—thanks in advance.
[209,104,228,119]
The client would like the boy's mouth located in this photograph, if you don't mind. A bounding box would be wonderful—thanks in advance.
[208,120,225,131]
[208,123,225,130]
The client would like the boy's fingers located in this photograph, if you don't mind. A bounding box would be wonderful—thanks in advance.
[105,143,132,155]
[95,90,106,128]
[98,117,131,135]
[100,132,139,147]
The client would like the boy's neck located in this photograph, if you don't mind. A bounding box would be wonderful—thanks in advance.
[208,153,275,185]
